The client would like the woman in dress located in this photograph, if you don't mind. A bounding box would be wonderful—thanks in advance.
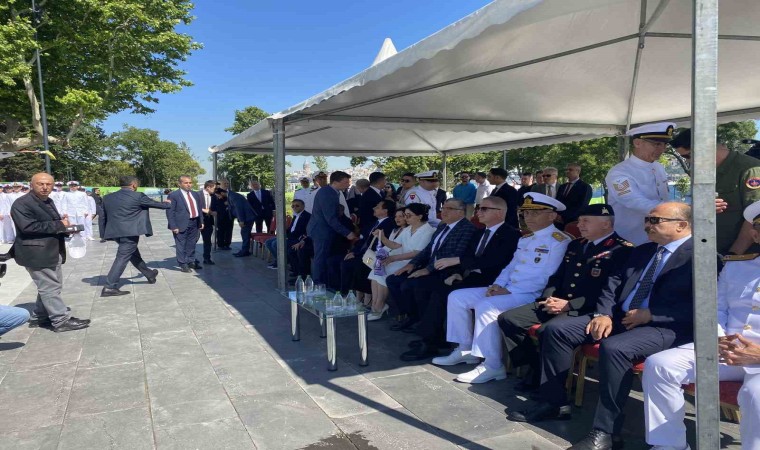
[383,183,397,203]
[366,203,435,321]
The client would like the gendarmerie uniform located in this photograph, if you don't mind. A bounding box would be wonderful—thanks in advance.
[643,200,760,450]
[404,170,440,226]
[498,204,634,384]
[605,122,673,245]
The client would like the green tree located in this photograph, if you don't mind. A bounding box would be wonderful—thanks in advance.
[350,156,368,167]
[81,160,135,186]
[0,0,201,152]
[717,121,758,151]
[0,152,44,181]
[313,156,328,173]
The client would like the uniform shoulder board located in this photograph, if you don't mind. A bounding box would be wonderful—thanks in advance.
[522,232,534,238]
[723,253,759,262]
[552,231,571,242]
[616,237,634,247]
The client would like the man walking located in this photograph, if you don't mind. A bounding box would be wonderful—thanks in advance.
[101,175,170,296]
[168,176,204,272]
[11,172,89,332]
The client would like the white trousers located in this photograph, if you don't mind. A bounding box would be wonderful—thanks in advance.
[446,287,534,369]
[643,346,760,449]
[1,216,15,242]
[83,215,93,239]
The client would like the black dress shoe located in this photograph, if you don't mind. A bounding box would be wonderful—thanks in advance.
[400,342,441,361]
[99,239,107,243]
[514,377,540,393]
[54,318,90,332]
[180,264,192,273]
[29,317,52,328]
[101,287,130,297]
[507,402,572,423]
[192,262,202,270]
[390,317,418,331]
[408,340,423,348]
[568,429,613,450]
[146,269,159,284]
[233,252,251,258]
[66,317,91,326]
[203,259,215,265]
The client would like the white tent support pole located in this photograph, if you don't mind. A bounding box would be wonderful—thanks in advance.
[648,32,760,41]
[441,154,448,192]
[272,118,288,293]
[692,0,720,448]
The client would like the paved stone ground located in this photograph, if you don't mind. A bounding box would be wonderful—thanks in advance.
[0,211,743,449]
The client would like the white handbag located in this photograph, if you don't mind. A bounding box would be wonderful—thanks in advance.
[362,236,378,269]
[66,233,87,259]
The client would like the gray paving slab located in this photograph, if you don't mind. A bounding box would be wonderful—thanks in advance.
[152,398,239,429]
[78,327,143,369]
[459,429,563,450]
[0,424,60,450]
[66,361,147,417]
[210,351,299,397]
[58,407,153,450]
[143,352,229,407]
[192,317,265,357]
[154,417,255,450]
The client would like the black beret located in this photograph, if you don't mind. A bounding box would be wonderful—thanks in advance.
[578,204,615,217]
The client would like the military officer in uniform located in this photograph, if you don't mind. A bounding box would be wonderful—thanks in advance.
[498,204,634,391]
[670,128,760,255]
[432,193,572,384]
[642,200,760,450]
[605,122,673,245]
[404,170,440,226]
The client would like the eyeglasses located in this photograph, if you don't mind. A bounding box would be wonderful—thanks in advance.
[644,216,684,225]
[641,139,669,148]
[441,206,465,211]
[521,210,551,217]
[478,206,502,212]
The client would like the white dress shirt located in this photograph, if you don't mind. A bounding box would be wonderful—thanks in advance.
[621,235,691,311]
[181,189,199,219]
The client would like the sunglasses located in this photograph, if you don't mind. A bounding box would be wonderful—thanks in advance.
[401,179,413,183]
[478,206,502,212]
[644,216,683,225]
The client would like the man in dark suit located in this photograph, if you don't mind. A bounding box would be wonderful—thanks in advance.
[401,196,521,360]
[247,180,275,233]
[509,202,703,450]
[487,167,519,228]
[386,198,477,332]
[101,175,170,297]
[516,172,534,206]
[498,204,633,391]
[211,180,233,250]
[10,172,89,332]
[346,179,368,220]
[167,176,203,273]
[199,180,216,265]
[555,163,593,226]
[216,188,257,257]
[357,172,385,236]
[265,199,311,270]
[306,171,357,285]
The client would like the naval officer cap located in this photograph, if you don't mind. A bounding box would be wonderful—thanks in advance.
[54,181,63,186]
[520,192,566,212]
[578,203,615,217]
[67,180,80,186]
[415,170,440,181]
[744,199,760,226]
[626,122,676,142]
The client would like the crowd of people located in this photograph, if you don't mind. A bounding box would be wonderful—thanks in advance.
[1,121,760,449]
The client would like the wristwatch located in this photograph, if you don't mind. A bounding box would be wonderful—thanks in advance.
[592,313,609,318]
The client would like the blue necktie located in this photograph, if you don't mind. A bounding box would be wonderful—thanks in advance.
[629,247,667,310]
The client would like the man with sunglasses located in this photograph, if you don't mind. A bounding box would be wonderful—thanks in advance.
[403,170,440,226]
[670,128,760,256]
[605,122,673,245]
[396,172,416,207]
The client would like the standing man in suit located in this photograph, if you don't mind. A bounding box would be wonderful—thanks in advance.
[265,198,311,270]
[215,188,257,257]
[510,202,699,450]
[199,180,216,265]
[307,171,357,285]
[101,175,170,297]
[555,163,593,226]
[92,188,106,242]
[247,180,275,233]
[10,172,89,332]
[531,167,559,198]
[167,176,203,273]
[487,167,519,229]
[516,172,534,205]
[211,180,233,250]
[358,172,385,236]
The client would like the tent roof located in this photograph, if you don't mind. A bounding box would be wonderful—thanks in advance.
[215,0,760,156]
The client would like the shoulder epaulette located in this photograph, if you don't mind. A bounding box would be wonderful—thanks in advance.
[723,253,759,262]
[552,231,570,242]
[522,232,534,238]
[617,237,634,247]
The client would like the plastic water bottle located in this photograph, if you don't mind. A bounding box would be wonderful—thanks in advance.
[295,276,304,301]
[331,292,344,314]
[304,275,314,292]
[345,291,357,312]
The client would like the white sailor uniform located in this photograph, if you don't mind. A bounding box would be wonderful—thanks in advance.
[404,186,439,226]
[84,194,96,240]
[63,189,90,228]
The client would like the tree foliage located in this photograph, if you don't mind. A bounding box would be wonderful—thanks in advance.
[0,0,201,152]
[312,156,328,173]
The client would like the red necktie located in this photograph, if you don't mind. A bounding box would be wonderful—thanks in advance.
[187,191,196,217]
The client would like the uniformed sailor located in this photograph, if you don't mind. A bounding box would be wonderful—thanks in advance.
[432,193,571,383]
[304,171,350,219]
[606,122,672,245]
[63,181,90,229]
[50,181,65,214]
[498,204,634,390]
[84,191,97,240]
[0,184,11,243]
[404,170,440,226]
[642,199,760,450]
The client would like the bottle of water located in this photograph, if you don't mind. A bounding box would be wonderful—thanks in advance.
[304,275,314,292]
[295,276,304,301]
[331,292,344,314]
[345,291,357,312]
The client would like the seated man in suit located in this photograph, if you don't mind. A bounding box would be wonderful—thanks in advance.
[247,180,275,233]
[167,176,204,273]
[498,204,633,391]
[555,163,593,228]
[265,199,310,270]
[433,193,571,384]
[400,195,521,361]
[509,202,700,450]
[386,198,477,332]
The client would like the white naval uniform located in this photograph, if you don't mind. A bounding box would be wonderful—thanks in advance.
[293,188,311,204]
[446,224,571,368]
[0,193,9,243]
[605,155,669,245]
[304,186,351,219]
[2,192,20,243]
[63,190,90,228]
[643,255,760,450]
[84,195,96,240]
[404,186,439,226]
[50,190,65,215]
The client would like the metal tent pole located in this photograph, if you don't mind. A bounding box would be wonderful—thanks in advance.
[691,0,720,448]
[441,154,448,191]
[272,119,288,292]
[212,151,218,181]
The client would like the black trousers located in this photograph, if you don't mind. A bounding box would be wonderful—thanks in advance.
[201,215,214,261]
[97,211,106,239]
[498,302,557,381]
[386,272,413,317]
[216,215,233,248]
[339,256,371,295]
[173,220,200,265]
[253,214,272,233]
[538,314,676,434]
[288,240,312,277]
[105,236,153,289]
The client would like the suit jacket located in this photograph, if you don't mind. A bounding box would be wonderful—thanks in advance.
[246,189,275,219]
[167,189,203,232]
[490,183,519,228]
[531,183,558,197]
[358,187,383,235]
[541,233,633,316]
[435,189,447,213]
[410,219,477,273]
[287,211,311,245]
[306,186,353,240]
[459,222,522,285]
[199,190,215,227]
[10,193,68,267]
[352,216,397,256]
[102,188,170,240]
[555,179,593,223]
[228,191,257,223]
[516,185,532,205]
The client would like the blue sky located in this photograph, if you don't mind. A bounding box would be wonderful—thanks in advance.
[102,1,493,175]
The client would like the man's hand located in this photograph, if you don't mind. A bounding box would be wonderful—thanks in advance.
[172,228,179,234]
[371,229,384,239]
[61,217,71,227]
[291,241,305,250]
[84,213,89,217]
[393,264,414,276]
[434,257,460,270]
[408,268,430,278]
[346,232,358,241]
[539,297,570,315]
[586,315,613,341]
[202,208,210,214]
[486,284,509,297]
[163,199,171,203]
[200,224,204,231]
[720,334,760,366]
[715,198,728,214]
[344,253,355,261]
[621,308,652,330]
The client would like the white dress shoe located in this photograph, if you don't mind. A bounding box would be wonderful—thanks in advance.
[366,304,389,321]
[431,349,480,366]
[455,363,507,384]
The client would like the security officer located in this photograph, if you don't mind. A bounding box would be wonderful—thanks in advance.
[404,170,440,226]
[605,122,672,245]
[642,199,760,450]
[498,204,634,391]
[432,193,572,384]
[670,128,760,255]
